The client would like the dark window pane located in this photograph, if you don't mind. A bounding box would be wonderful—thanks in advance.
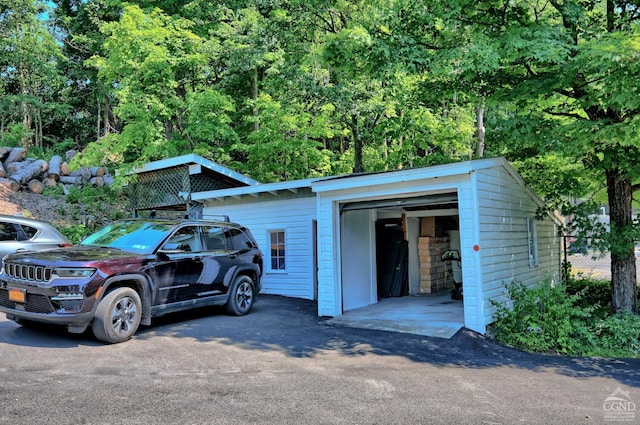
[269,230,285,270]
[202,226,227,250]
[20,225,38,239]
[0,222,19,241]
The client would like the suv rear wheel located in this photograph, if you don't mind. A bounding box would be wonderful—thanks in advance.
[92,287,142,344]
[225,275,255,316]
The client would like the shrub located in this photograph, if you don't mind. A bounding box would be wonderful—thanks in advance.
[59,224,92,244]
[491,280,596,355]
[592,313,640,357]
[491,279,640,358]
[565,277,611,318]
[566,277,640,319]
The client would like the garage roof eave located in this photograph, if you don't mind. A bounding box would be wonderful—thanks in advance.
[192,177,320,201]
[311,157,508,193]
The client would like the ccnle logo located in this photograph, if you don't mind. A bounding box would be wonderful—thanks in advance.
[603,387,636,422]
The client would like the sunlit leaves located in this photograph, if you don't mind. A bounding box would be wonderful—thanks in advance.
[231,94,333,182]
[87,4,207,162]
[184,88,237,147]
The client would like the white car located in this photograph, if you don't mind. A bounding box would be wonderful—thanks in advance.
[0,214,72,259]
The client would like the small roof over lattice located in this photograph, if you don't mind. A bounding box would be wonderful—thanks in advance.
[129,154,259,213]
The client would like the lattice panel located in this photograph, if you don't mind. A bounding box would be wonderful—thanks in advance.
[191,172,232,192]
[130,166,190,211]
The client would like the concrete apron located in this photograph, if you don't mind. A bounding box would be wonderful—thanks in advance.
[325,290,464,339]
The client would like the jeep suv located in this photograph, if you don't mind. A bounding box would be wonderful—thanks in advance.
[0,218,263,343]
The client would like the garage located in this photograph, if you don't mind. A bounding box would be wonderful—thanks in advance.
[312,157,562,335]
[140,154,562,337]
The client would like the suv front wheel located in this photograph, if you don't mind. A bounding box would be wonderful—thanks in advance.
[226,275,255,316]
[92,287,142,344]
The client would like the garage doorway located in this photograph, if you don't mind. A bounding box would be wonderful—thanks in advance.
[338,193,465,336]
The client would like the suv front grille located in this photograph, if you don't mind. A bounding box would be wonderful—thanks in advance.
[0,289,55,314]
[3,262,53,282]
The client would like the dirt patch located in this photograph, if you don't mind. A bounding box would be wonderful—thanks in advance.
[0,187,74,228]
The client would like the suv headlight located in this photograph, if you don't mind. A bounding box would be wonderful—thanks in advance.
[53,268,96,278]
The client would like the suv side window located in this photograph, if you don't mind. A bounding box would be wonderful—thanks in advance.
[0,222,19,241]
[227,228,254,250]
[163,226,201,252]
[202,226,228,251]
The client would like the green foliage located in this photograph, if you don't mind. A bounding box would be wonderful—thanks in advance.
[184,89,238,148]
[565,277,612,318]
[87,3,206,164]
[0,124,31,147]
[43,184,65,198]
[0,0,70,150]
[66,185,119,205]
[592,313,640,358]
[70,134,125,169]
[59,224,92,245]
[231,94,334,182]
[491,280,595,355]
[63,185,128,227]
[28,139,77,161]
[492,279,640,358]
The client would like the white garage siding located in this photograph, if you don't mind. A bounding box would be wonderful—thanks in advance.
[203,197,318,300]
[456,179,483,333]
[316,196,340,316]
[474,165,561,328]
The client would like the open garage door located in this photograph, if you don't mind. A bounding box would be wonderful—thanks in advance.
[339,191,465,333]
[340,192,458,213]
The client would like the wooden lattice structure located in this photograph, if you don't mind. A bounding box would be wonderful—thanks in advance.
[129,155,258,217]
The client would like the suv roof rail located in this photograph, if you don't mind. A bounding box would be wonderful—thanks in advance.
[200,214,230,222]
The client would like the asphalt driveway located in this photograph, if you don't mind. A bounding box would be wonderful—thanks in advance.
[1,295,639,424]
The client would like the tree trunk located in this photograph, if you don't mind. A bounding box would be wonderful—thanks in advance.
[4,147,26,165]
[60,161,71,176]
[0,178,20,192]
[43,175,57,188]
[28,179,44,194]
[252,68,259,132]
[0,146,11,159]
[352,114,363,173]
[11,159,48,185]
[97,97,101,140]
[35,109,43,149]
[90,176,105,187]
[475,104,485,158]
[606,168,638,314]
[59,175,83,185]
[104,98,110,136]
[49,155,62,181]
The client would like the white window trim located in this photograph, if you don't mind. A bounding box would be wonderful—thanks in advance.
[527,217,539,268]
[267,229,287,273]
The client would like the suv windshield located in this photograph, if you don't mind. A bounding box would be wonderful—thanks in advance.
[81,220,175,254]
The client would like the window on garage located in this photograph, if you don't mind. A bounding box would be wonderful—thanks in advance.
[269,230,286,271]
[527,217,539,268]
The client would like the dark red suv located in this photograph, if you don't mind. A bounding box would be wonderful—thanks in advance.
[0,218,263,343]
